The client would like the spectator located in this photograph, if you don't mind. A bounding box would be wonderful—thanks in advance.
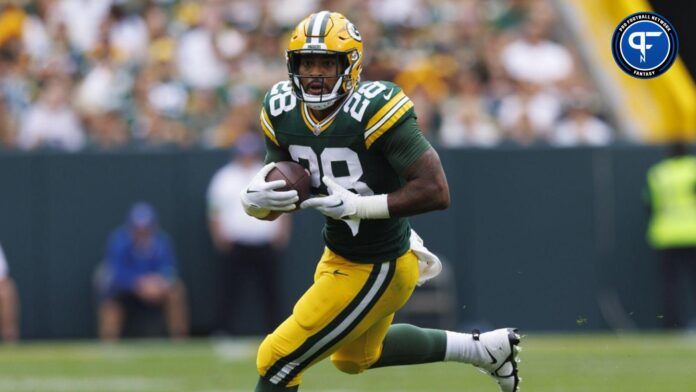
[55,0,112,54]
[6,0,77,79]
[98,202,188,341]
[0,45,32,128]
[0,4,26,49]
[268,0,319,29]
[551,97,613,147]
[105,2,149,66]
[499,18,574,87]
[0,242,19,343]
[176,1,230,90]
[135,59,191,147]
[368,0,429,28]
[75,47,131,118]
[438,71,500,147]
[497,81,561,145]
[0,96,18,148]
[207,132,290,334]
[85,110,130,150]
[17,76,85,151]
[0,0,610,150]
[20,0,52,66]
[645,143,696,329]
[203,84,257,147]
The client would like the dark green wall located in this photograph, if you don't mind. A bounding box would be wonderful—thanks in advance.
[0,146,669,339]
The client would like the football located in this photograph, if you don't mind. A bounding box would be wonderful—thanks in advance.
[265,161,312,210]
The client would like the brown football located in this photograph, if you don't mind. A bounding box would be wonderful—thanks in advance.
[265,161,312,211]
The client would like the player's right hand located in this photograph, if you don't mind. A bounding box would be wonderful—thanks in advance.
[240,162,299,218]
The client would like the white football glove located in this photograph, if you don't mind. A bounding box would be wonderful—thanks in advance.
[300,176,358,220]
[240,162,299,219]
[300,176,389,236]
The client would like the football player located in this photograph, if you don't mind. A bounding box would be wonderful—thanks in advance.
[241,11,521,392]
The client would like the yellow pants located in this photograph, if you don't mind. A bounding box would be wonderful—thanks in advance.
[257,247,419,387]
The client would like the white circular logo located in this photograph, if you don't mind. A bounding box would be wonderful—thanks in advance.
[347,23,362,42]
[611,12,679,78]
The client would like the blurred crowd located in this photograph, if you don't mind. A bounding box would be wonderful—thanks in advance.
[0,0,615,152]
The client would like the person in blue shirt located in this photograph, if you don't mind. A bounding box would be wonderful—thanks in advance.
[98,202,188,341]
[0,242,19,343]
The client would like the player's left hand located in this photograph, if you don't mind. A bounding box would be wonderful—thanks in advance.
[300,176,358,220]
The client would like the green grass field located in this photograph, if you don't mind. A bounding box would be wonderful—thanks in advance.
[1,333,695,391]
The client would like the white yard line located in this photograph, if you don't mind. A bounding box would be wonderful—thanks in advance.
[210,337,258,362]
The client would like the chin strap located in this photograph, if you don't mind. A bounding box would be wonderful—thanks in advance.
[305,99,337,110]
[298,73,348,110]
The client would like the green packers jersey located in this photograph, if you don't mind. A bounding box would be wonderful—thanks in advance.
[259,80,430,263]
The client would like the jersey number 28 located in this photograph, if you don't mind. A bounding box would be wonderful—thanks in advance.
[288,145,374,195]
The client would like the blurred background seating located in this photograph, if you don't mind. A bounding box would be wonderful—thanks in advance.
[0,0,640,151]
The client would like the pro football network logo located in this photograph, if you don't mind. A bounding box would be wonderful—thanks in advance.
[611,12,678,78]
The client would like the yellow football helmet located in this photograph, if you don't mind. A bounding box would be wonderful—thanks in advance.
[286,11,364,110]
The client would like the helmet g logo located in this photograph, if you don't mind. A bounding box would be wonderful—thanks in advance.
[611,12,678,79]
[347,23,362,42]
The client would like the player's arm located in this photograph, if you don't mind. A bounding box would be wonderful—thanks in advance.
[240,106,298,221]
[381,115,450,216]
[301,116,449,220]
[255,135,294,221]
[387,146,450,216]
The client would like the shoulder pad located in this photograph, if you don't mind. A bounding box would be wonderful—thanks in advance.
[355,81,415,148]
[260,81,298,146]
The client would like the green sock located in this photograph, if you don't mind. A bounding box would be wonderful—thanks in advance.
[255,377,299,392]
[369,324,447,368]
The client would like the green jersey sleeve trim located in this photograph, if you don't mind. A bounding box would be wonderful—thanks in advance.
[260,88,290,164]
[260,107,279,146]
[259,89,280,146]
[379,116,431,175]
[263,133,291,164]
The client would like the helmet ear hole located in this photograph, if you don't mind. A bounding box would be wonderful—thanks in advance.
[338,56,349,72]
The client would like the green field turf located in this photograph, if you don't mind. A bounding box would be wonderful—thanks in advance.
[0,333,695,391]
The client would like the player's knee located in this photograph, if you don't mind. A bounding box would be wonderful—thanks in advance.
[332,353,380,375]
[256,335,276,376]
[332,358,365,374]
[331,347,381,374]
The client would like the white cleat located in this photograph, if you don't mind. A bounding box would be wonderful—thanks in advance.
[473,328,521,392]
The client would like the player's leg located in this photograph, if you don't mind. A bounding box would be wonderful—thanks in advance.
[99,297,124,341]
[214,246,236,333]
[659,248,682,328]
[370,324,521,391]
[163,279,188,339]
[330,316,476,373]
[254,245,282,333]
[0,277,19,342]
[330,311,520,392]
[329,314,398,374]
[255,247,418,391]
[367,323,447,368]
[687,248,696,324]
[324,255,520,391]
[329,263,447,376]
